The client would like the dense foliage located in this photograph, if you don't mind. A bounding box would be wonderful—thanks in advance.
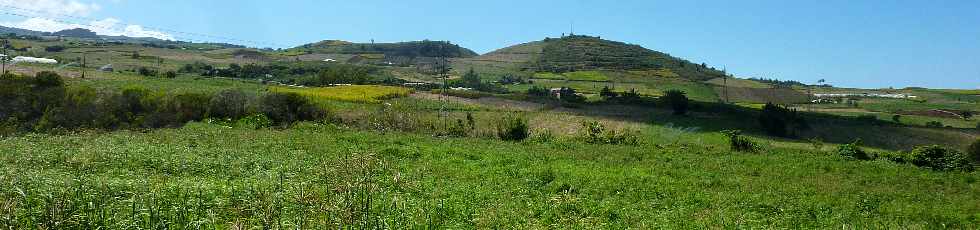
[0,72,324,133]
[909,145,974,172]
[496,115,529,141]
[661,90,689,115]
[758,103,809,137]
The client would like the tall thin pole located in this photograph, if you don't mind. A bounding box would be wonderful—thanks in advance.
[723,66,729,103]
[1,39,7,74]
[81,53,86,79]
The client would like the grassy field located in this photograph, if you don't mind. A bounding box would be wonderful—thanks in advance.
[1,122,978,228]
[271,85,413,104]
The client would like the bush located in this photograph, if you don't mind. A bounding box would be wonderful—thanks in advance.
[44,45,65,52]
[236,114,273,129]
[496,115,529,141]
[580,121,639,145]
[967,139,980,165]
[661,90,688,115]
[758,102,808,137]
[207,89,252,119]
[721,130,755,152]
[837,140,870,160]
[34,71,64,88]
[599,86,618,99]
[164,71,177,79]
[909,145,974,172]
[259,92,326,124]
[137,67,158,77]
[891,114,901,123]
[925,121,943,128]
[556,87,585,104]
[527,86,549,97]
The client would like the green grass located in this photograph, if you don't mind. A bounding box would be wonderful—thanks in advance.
[1,122,978,228]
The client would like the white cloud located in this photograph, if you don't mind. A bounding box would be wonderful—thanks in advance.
[0,17,175,40]
[0,0,174,40]
[0,0,100,16]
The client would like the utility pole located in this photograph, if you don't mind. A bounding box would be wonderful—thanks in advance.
[723,66,729,103]
[1,39,7,74]
[81,52,86,79]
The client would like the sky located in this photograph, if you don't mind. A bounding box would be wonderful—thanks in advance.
[0,0,977,89]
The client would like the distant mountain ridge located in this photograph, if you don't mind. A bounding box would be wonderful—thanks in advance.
[0,26,244,49]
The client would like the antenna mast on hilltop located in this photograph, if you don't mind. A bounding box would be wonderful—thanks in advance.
[570,21,575,36]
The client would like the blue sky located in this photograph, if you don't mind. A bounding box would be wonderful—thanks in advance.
[1,0,977,89]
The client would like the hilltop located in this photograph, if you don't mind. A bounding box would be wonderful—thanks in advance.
[458,35,728,81]
[296,40,477,57]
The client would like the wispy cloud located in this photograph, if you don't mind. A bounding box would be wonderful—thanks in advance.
[0,0,100,16]
[0,0,174,40]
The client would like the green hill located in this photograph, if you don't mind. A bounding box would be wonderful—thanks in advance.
[463,35,729,81]
[290,40,478,58]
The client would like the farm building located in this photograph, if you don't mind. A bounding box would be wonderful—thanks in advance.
[11,56,58,64]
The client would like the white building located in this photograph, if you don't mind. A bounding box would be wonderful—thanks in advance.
[11,56,58,64]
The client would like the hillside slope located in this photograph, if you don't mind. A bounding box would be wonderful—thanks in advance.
[462,35,729,81]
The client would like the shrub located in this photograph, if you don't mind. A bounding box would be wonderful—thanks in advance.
[527,85,549,97]
[758,102,808,137]
[164,70,177,79]
[496,115,529,141]
[44,45,65,52]
[599,86,618,99]
[891,114,901,123]
[909,145,973,172]
[446,119,469,137]
[236,114,273,129]
[556,87,585,104]
[967,139,980,165]
[925,121,943,128]
[661,90,688,115]
[208,89,252,119]
[34,71,64,88]
[721,130,755,152]
[137,67,158,77]
[167,93,211,123]
[259,92,325,124]
[837,140,870,160]
[580,121,639,145]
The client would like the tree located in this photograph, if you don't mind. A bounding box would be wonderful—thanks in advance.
[461,68,481,88]
[661,90,688,115]
[759,102,809,137]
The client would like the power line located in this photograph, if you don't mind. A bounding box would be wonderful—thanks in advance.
[0,5,283,47]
